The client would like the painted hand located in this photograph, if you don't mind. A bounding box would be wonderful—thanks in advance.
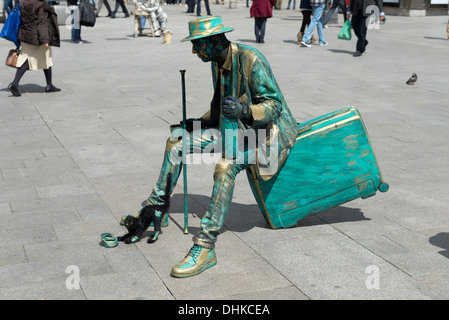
[222,96,251,120]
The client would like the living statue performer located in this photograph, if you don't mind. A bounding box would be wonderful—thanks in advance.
[137,0,167,37]
[139,16,299,278]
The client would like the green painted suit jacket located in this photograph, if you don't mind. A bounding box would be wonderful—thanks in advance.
[201,42,299,180]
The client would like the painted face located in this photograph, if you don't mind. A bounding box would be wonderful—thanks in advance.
[191,36,221,62]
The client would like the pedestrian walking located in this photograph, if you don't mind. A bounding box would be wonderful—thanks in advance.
[250,0,275,43]
[196,0,211,16]
[347,0,384,57]
[8,0,61,97]
[67,0,84,43]
[300,0,326,47]
[297,0,317,44]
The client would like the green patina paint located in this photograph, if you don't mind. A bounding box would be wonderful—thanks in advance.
[247,107,389,229]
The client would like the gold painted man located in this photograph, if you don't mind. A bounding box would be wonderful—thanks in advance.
[143,16,299,278]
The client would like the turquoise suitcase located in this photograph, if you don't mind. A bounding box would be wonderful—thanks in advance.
[247,107,389,229]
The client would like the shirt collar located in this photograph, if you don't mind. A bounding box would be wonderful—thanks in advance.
[221,44,233,72]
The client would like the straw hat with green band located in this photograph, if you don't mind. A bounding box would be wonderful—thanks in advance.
[181,16,234,42]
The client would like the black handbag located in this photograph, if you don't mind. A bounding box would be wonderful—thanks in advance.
[79,0,96,27]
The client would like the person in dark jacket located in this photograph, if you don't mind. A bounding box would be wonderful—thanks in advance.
[8,0,61,97]
[250,0,275,43]
[347,0,384,57]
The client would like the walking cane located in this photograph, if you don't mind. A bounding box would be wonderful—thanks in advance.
[180,70,189,234]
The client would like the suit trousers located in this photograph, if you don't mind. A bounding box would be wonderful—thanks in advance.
[146,123,256,249]
[352,14,368,52]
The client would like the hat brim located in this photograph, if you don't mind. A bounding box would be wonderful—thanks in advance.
[180,27,234,42]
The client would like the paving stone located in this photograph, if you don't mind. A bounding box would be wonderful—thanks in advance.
[0,5,448,300]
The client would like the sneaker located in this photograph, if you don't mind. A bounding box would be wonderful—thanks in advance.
[319,41,328,46]
[170,245,217,278]
[324,24,329,28]
[300,41,311,48]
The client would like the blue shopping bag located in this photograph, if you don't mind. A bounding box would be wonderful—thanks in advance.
[0,2,22,48]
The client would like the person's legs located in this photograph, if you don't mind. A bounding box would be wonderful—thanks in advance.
[110,0,120,17]
[337,0,347,22]
[352,14,367,54]
[95,0,103,16]
[171,121,257,278]
[321,4,336,26]
[43,67,61,92]
[71,9,82,42]
[104,0,112,14]
[259,17,267,42]
[254,17,262,42]
[196,160,247,246]
[171,159,247,278]
[4,0,12,15]
[12,60,28,87]
[147,127,218,207]
[118,0,130,16]
[204,0,211,15]
[43,68,52,87]
[314,4,325,44]
[302,4,324,44]
[9,60,29,96]
[196,0,201,15]
[299,10,311,36]
[297,11,308,43]
[447,19,449,39]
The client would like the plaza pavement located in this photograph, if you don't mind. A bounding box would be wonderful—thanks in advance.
[0,2,449,300]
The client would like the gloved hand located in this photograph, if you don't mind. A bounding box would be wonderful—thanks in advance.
[222,96,251,120]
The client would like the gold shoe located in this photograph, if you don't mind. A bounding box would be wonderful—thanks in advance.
[170,245,217,278]
[311,34,318,44]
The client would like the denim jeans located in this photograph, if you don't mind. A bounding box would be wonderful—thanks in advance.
[302,3,325,44]
[321,0,347,26]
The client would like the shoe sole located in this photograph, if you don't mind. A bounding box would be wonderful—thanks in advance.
[170,256,217,278]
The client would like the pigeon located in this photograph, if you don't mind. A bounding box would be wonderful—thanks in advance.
[406,73,417,85]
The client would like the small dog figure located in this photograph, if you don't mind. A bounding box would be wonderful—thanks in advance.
[118,175,171,244]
